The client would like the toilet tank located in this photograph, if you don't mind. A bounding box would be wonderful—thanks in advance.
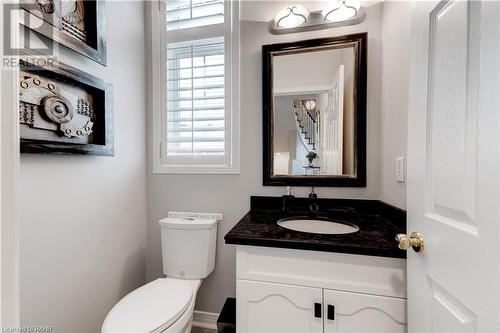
[159,213,221,279]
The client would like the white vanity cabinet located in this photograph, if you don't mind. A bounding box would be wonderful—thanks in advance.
[238,280,323,333]
[236,246,407,333]
[323,289,406,332]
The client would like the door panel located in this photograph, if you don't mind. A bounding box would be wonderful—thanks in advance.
[428,280,477,332]
[236,280,323,333]
[322,64,344,175]
[427,0,479,232]
[323,289,406,333]
[408,0,500,332]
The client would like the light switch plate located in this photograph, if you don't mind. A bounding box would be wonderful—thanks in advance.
[396,157,405,183]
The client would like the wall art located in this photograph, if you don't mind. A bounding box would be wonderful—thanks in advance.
[19,56,113,155]
[20,0,107,65]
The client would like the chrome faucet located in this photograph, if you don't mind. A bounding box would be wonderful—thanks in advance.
[308,187,319,215]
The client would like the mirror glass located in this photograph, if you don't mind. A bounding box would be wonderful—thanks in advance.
[272,46,356,177]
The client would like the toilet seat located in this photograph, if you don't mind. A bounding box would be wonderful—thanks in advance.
[102,278,199,333]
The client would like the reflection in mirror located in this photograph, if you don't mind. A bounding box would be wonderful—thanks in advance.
[263,33,366,187]
[273,46,355,177]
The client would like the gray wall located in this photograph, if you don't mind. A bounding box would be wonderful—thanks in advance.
[147,1,388,314]
[380,1,411,208]
[274,95,299,155]
[19,2,147,332]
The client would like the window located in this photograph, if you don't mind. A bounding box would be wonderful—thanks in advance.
[166,0,224,30]
[167,37,225,158]
[151,0,240,173]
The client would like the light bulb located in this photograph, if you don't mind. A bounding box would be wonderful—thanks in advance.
[322,0,361,23]
[274,5,310,29]
[304,100,316,111]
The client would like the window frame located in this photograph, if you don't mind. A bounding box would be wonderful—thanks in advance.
[151,0,240,174]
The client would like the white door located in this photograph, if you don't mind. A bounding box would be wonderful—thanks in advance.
[322,65,344,174]
[323,289,406,333]
[332,64,344,175]
[236,280,323,333]
[407,1,500,332]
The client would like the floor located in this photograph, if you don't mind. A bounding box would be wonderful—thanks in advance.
[191,326,217,333]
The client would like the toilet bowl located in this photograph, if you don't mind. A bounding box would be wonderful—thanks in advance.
[102,278,201,333]
[102,213,221,333]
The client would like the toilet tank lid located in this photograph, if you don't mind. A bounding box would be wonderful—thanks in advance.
[159,216,219,230]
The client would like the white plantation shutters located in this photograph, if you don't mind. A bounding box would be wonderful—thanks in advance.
[154,0,239,173]
[160,0,237,170]
[166,37,225,158]
[166,0,224,31]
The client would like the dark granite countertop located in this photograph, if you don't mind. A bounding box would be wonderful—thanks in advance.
[224,196,407,259]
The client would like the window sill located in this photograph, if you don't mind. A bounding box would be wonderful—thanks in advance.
[153,164,240,174]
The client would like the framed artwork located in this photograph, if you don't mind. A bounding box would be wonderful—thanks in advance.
[19,56,114,156]
[20,0,107,65]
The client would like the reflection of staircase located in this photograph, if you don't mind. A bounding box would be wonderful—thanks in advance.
[294,102,318,152]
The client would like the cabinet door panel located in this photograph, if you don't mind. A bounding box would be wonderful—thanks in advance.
[324,289,406,333]
[237,279,323,333]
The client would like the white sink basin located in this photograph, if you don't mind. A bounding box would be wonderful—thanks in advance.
[277,218,359,235]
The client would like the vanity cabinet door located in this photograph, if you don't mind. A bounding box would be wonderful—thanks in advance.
[237,279,323,333]
[323,289,407,333]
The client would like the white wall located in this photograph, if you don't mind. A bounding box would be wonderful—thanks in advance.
[147,1,385,314]
[274,48,352,93]
[0,2,21,324]
[19,2,147,332]
[274,95,298,154]
[380,1,412,208]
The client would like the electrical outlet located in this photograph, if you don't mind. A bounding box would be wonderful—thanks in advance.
[396,157,405,183]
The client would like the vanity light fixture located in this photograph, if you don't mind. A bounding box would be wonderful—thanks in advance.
[270,2,365,35]
[322,0,361,22]
[274,5,310,29]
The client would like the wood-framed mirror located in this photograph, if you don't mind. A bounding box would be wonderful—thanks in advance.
[263,33,367,187]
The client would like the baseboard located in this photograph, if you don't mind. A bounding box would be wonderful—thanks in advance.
[193,310,219,330]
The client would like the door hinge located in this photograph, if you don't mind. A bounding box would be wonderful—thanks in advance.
[159,142,162,158]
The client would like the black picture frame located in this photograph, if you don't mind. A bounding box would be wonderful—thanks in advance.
[19,55,114,156]
[20,0,107,66]
[262,33,367,187]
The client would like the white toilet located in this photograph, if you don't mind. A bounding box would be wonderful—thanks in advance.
[102,213,220,333]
